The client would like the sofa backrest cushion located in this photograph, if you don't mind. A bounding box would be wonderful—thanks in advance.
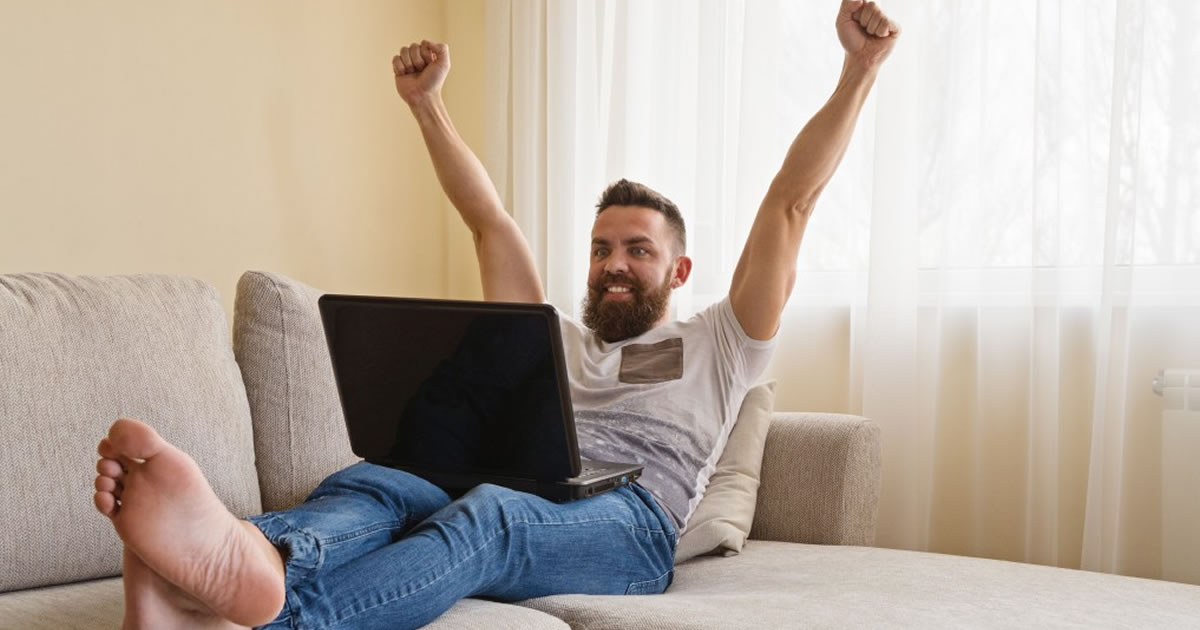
[0,273,262,592]
[232,271,359,512]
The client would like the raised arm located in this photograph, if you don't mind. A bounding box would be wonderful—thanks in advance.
[729,1,899,339]
[393,41,545,303]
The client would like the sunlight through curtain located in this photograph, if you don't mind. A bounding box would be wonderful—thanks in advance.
[483,0,1200,580]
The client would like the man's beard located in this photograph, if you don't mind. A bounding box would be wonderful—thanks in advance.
[581,269,673,343]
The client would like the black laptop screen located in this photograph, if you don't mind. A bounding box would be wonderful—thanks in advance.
[319,296,577,482]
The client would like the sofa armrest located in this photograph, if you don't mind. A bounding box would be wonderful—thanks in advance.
[749,412,881,546]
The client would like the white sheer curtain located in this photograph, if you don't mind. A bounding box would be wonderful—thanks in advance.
[483,0,1200,579]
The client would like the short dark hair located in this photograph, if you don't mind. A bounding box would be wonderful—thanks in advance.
[595,179,686,254]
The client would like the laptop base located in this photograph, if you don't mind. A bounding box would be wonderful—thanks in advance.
[366,460,644,503]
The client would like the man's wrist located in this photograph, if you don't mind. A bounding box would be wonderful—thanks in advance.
[405,92,444,120]
[840,54,882,85]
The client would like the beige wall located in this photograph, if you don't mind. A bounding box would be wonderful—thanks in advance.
[441,0,488,300]
[0,1,488,315]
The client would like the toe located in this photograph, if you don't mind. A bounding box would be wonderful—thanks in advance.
[98,437,140,472]
[95,474,120,494]
[94,491,117,517]
[97,457,125,479]
[98,436,118,460]
[108,418,168,462]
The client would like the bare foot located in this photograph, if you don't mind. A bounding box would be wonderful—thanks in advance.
[94,418,285,627]
[121,548,247,630]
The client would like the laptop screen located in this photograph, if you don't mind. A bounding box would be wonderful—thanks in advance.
[319,296,578,481]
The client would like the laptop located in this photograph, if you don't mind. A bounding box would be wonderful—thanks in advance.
[318,294,643,502]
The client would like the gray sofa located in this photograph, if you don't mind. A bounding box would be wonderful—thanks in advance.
[3,271,1199,629]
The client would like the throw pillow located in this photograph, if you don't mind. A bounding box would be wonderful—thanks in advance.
[674,380,777,563]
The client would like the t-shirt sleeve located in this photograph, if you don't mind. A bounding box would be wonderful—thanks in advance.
[706,296,777,388]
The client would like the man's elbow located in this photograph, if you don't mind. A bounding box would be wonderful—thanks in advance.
[788,197,818,220]
[770,194,818,227]
[766,181,823,220]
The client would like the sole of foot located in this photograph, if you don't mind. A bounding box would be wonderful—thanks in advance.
[94,418,285,627]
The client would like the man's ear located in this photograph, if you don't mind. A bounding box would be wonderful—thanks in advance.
[670,255,693,289]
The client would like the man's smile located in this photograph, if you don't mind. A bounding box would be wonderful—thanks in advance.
[603,284,635,300]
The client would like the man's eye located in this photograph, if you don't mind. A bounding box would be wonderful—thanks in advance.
[593,249,608,258]
[632,247,648,256]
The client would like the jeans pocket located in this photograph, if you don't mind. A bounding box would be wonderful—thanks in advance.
[624,568,673,595]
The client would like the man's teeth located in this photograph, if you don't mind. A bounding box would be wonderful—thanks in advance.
[606,286,631,293]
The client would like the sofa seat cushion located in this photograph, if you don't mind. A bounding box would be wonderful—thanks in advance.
[519,541,1200,629]
[425,599,571,629]
[0,578,568,630]
[0,578,123,630]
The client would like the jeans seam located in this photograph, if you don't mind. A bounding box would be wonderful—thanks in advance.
[316,519,407,546]
[625,568,673,595]
[327,515,670,625]
[255,513,407,549]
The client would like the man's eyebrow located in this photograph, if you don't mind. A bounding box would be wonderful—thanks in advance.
[591,236,654,246]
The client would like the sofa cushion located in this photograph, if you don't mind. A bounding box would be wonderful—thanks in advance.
[0,577,569,629]
[233,271,359,512]
[521,540,1200,629]
[424,599,571,629]
[675,380,775,563]
[0,273,262,592]
[0,577,123,629]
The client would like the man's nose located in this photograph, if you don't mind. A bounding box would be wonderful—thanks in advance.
[604,254,629,274]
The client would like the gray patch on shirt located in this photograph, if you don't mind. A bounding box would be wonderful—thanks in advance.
[575,409,710,530]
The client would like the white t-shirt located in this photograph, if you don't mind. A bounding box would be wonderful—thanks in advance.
[557,297,776,531]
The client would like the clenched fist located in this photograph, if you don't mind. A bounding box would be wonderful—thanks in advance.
[393,40,450,106]
[836,1,900,69]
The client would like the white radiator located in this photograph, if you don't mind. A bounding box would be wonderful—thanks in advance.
[1154,368,1200,585]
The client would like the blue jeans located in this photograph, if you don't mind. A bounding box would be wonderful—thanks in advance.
[246,462,677,630]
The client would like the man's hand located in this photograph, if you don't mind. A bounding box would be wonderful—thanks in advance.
[393,40,450,107]
[836,1,900,69]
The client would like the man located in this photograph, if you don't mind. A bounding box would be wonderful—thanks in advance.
[92,2,898,628]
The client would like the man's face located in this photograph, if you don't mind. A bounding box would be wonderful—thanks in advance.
[581,205,689,343]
